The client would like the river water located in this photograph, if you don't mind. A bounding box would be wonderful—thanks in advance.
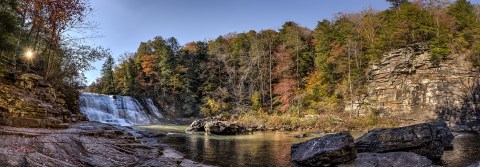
[136,125,480,167]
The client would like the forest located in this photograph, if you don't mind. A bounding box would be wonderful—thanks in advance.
[0,0,109,112]
[85,0,480,128]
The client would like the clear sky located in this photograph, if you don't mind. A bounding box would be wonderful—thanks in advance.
[83,0,393,83]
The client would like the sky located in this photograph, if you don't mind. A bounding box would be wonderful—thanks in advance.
[82,0,392,83]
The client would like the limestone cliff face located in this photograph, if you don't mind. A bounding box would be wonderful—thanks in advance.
[348,44,480,131]
[0,73,84,128]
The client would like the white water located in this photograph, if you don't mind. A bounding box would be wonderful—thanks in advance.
[79,92,163,126]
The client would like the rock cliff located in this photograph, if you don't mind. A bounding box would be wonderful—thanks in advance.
[347,43,480,132]
[0,73,84,128]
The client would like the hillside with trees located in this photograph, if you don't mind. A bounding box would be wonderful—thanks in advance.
[0,0,110,114]
[87,0,480,129]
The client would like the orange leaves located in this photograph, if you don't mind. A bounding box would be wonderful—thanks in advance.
[140,54,158,76]
[184,42,198,53]
[273,77,297,113]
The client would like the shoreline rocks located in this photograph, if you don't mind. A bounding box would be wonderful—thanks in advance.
[355,121,454,160]
[186,116,247,135]
[291,132,356,166]
[186,118,209,132]
[291,121,453,166]
[0,121,211,167]
[204,121,246,135]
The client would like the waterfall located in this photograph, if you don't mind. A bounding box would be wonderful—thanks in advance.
[79,92,164,126]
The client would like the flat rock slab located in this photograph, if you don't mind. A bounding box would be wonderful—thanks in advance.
[355,121,454,160]
[291,132,356,166]
[338,152,439,167]
[0,121,213,167]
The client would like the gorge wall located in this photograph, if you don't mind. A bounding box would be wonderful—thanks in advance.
[347,44,480,131]
[0,73,84,128]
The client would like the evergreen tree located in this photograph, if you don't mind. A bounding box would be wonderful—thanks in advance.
[387,0,409,8]
[448,0,477,51]
[101,55,115,94]
[0,0,19,52]
[123,58,138,95]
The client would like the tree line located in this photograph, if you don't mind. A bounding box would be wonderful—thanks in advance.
[87,0,480,117]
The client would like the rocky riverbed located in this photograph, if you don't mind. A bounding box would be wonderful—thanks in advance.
[0,121,210,167]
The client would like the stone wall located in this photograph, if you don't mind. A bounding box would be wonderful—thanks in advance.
[347,44,480,131]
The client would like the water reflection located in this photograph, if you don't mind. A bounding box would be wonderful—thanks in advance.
[137,126,480,167]
[139,127,316,167]
[443,133,480,167]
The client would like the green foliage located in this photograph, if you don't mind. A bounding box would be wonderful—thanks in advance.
[200,97,228,116]
[387,0,409,8]
[101,55,115,94]
[251,91,262,112]
[428,35,450,64]
[0,0,19,52]
[448,0,476,33]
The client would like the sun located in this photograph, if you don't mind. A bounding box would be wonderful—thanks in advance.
[25,50,34,60]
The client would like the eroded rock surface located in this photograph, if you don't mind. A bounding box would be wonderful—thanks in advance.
[347,43,480,132]
[291,132,356,166]
[338,152,438,167]
[355,121,454,160]
[0,73,84,128]
[0,121,211,167]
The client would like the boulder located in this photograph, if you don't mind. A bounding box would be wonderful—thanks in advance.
[338,152,438,167]
[186,119,209,132]
[355,121,454,160]
[291,132,356,166]
[204,121,246,135]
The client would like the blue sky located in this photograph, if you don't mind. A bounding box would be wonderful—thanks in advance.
[83,0,393,83]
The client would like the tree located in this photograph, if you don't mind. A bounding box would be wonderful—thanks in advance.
[19,0,94,80]
[448,0,477,52]
[387,0,409,8]
[101,55,115,94]
[0,0,19,75]
[0,0,19,52]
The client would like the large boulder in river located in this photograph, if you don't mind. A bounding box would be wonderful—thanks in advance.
[338,152,437,167]
[291,132,356,166]
[355,121,454,160]
[186,119,209,132]
[204,121,246,135]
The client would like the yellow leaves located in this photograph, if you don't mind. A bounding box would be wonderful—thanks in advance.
[250,91,262,111]
[304,71,328,97]
[200,97,228,116]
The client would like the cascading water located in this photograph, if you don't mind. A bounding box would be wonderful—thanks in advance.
[79,92,163,126]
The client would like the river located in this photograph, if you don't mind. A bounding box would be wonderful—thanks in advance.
[135,125,480,167]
